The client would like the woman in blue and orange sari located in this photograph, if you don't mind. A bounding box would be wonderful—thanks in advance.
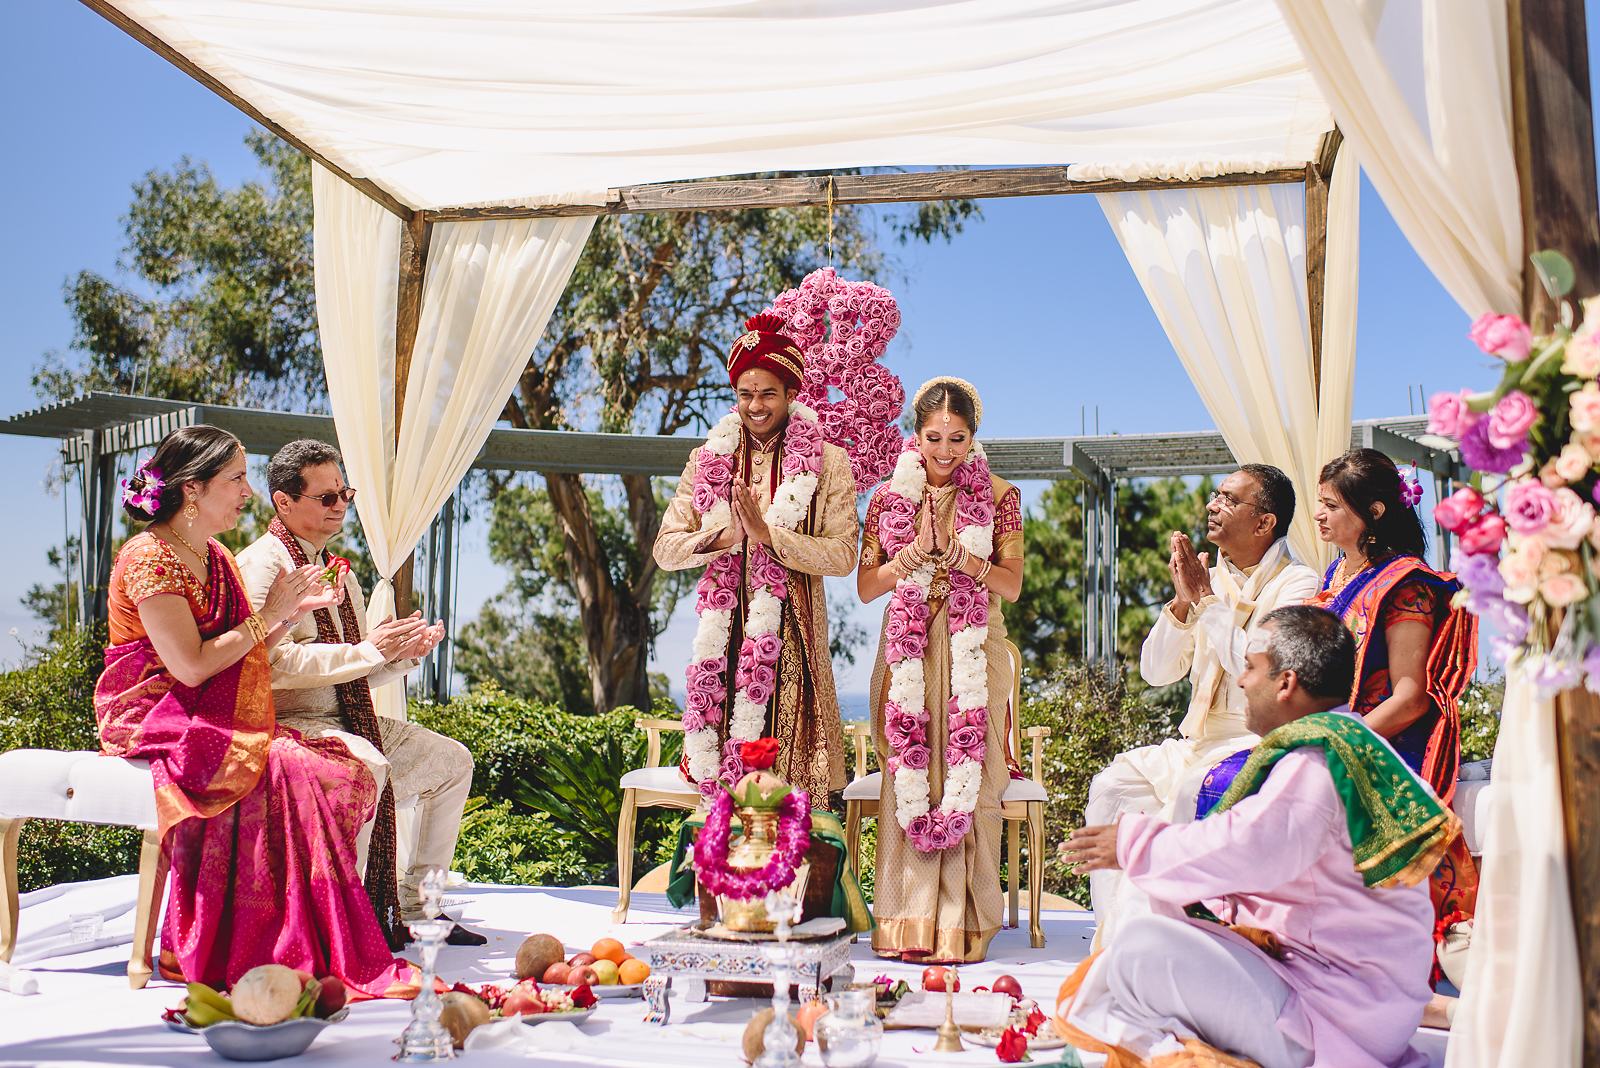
[1310,449,1478,989]
[95,425,415,996]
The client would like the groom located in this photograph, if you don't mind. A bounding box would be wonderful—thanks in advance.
[655,313,859,807]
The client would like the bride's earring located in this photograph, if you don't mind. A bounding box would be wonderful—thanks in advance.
[183,499,199,522]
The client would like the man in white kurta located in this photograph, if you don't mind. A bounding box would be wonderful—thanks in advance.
[1060,607,1437,1068]
[237,440,481,943]
[1087,465,1319,944]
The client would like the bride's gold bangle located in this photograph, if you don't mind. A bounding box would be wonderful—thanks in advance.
[242,613,268,645]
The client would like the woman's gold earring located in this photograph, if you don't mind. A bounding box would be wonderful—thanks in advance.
[183,501,199,522]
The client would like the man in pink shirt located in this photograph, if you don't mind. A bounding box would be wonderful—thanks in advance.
[1059,606,1446,1068]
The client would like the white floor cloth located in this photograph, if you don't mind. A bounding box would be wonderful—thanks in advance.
[0,875,1446,1067]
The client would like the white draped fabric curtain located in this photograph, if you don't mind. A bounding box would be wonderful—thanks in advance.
[1096,161,1358,570]
[1274,0,1521,317]
[1271,6,1576,1065]
[311,164,596,712]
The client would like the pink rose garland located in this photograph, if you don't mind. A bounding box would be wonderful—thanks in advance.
[876,437,997,852]
[681,405,825,796]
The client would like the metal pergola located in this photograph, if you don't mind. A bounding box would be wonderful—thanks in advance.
[1,392,1468,690]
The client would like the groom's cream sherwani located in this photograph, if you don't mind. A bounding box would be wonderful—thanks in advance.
[1087,537,1320,944]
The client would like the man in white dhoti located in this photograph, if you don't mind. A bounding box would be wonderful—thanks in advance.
[1058,606,1442,1068]
[1087,465,1319,945]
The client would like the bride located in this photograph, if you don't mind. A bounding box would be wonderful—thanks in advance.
[856,377,1024,962]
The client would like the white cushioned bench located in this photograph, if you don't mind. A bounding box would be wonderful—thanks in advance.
[0,749,165,988]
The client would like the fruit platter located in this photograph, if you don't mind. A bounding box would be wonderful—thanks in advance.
[513,933,652,996]
[162,964,350,1061]
[439,979,600,1048]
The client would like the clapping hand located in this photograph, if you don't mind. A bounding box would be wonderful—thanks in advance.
[1169,531,1213,611]
[394,620,446,661]
[263,565,339,627]
[369,612,428,661]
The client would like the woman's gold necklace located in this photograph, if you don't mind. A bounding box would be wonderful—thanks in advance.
[163,523,210,581]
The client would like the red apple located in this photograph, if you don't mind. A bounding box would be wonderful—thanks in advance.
[568,965,599,987]
[542,962,572,985]
[922,966,958,993]
[991,975,1023,1001]
[568,952,597,968]
[315,975,348,1017]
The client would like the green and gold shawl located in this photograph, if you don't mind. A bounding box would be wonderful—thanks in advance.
[1210,710,1461,889]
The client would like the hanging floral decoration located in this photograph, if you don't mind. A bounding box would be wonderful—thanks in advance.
[1428,250,1600,694]
[766,267,905,492]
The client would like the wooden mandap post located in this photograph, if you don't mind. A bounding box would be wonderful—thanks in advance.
[390,211,432,618]
[1509,0,1600,1059]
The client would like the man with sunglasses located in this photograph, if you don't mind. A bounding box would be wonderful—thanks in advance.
[238,440,485,946]
[1085,464,1319,948]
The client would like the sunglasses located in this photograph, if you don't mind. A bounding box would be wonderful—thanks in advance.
[288,487,357,507]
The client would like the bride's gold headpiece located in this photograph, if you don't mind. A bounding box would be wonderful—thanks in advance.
[912,376,984,431]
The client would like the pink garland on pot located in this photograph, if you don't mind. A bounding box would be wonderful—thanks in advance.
[692,788,813,900]
[766,268,905,492]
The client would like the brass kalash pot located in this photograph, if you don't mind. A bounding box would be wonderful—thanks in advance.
[719,803,811,933]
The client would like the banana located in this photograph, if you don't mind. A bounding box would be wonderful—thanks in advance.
[183,982,236,1028]
[292,978,321,1019]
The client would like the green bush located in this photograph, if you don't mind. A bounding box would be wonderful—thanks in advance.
[410,688,684,887]
[1459,673,1504,765]
[1022,662,1180,909]
[0,625,143,893]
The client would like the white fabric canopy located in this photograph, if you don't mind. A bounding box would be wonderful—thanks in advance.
[312,165,594,716]
[1274,0,1522,316]
[1096,162,1358,569]
[110,0,1332,210]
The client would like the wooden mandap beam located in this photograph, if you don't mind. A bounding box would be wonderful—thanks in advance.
[1509,0,1600,1057]
[77,0,411,218]
[425,166,1308,222]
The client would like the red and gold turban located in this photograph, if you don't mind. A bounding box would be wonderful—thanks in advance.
[727,312,806,390]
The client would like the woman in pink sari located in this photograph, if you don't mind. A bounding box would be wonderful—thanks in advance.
[95,425,414,997]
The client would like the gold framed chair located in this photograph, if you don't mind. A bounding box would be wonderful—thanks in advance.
[842,639,1051,947]
[612,716,699,923]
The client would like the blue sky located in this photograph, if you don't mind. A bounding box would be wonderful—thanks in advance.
[0,0,1565,695]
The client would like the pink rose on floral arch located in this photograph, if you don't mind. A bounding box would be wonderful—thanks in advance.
[1433,486,1485,534]
[1469,313,1533,362]
[1505,480,1557,535]
[1427,390,1478,439]
[1488,390,1540,449]
[1460,511,1508,556]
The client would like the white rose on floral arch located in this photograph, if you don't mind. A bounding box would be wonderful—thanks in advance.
[1542,488,1595,550]
[1541,570,1589,607]
[1499,536,1547,603]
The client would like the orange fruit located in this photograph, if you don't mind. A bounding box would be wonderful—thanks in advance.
[618,958,651,985]
[591,937,627,965]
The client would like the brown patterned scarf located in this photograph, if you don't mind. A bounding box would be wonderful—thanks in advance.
[269,517,403,948]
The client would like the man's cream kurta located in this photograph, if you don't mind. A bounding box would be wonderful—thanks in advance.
[654,431,858,805]
[1087,537,1320,944]
[236,532,474,919]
